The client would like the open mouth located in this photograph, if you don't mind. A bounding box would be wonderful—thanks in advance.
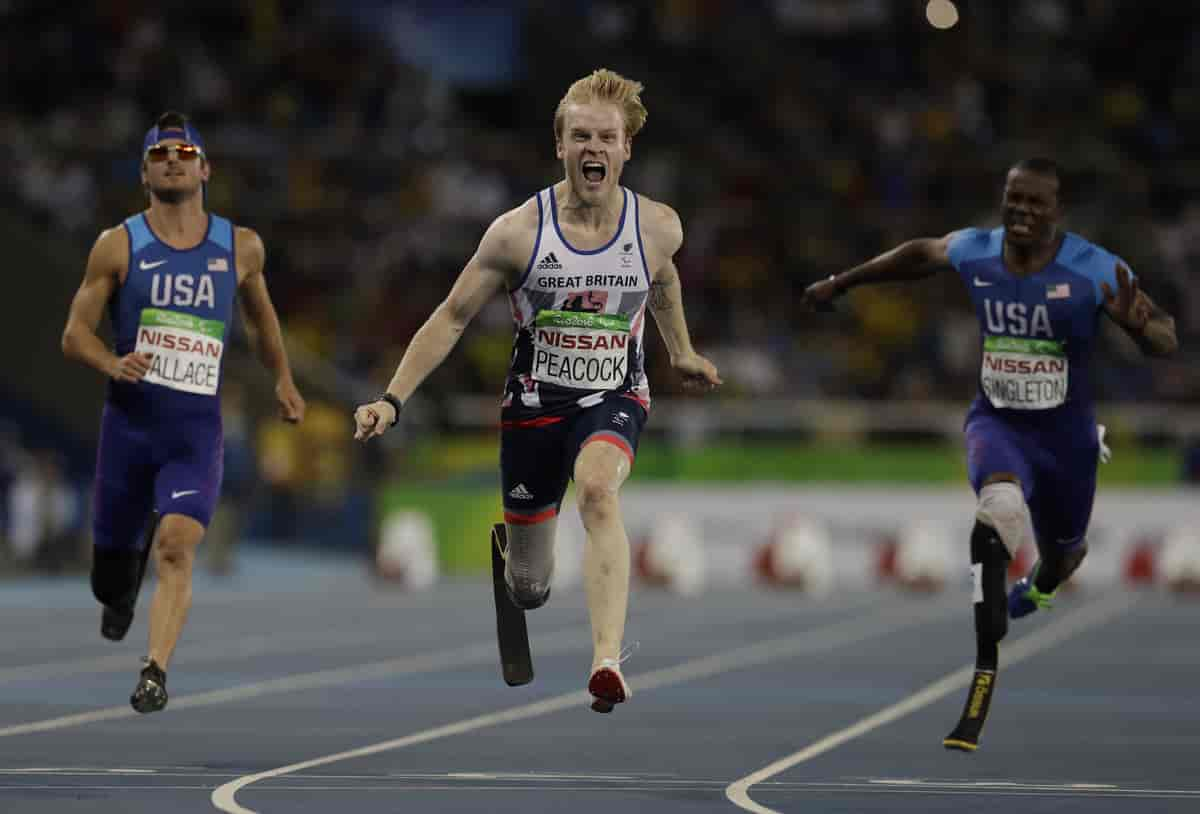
[1006,213,1034,236]
[582,161,606,183]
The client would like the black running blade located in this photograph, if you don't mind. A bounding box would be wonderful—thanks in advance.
[97,511,159,643]
[491,524,534,687]
[943,669,996,752]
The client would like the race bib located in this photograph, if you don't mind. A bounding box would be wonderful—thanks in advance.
[134,308,225,396]
[980,335,1067,410]
[531,310,631,391]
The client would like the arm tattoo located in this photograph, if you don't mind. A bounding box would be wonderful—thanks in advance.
[648,272,676,312]
[1145,299,1169,321]
[1134,299,1178,356]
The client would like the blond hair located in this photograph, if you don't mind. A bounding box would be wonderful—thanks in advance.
[554,68,647,141]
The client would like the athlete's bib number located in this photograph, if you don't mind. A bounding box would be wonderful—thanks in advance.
[980,335,1067,410]
[531,310,631,391]
[134,308,225,396]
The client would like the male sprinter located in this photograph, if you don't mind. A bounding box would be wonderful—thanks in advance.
[62,112,305,712]
[354,69,720,711]
[803,158,1177,749]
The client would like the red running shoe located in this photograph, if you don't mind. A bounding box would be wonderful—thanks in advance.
[588,659,631,713]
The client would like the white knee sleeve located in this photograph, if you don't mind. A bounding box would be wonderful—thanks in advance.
[975,482,1034,558]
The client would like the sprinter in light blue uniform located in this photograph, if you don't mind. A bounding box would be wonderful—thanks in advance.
[803,158,1178,750]
[950,225,1125,565]
[62,112,305,713]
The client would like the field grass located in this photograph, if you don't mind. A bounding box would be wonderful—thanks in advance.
[400,436,1183,486]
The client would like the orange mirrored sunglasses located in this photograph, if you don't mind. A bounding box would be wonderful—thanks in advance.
[145,143,204,163]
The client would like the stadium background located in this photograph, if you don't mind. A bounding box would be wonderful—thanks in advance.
[1,0,1197,586]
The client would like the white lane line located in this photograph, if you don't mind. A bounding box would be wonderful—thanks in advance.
[0,785,214,791]
[8,768,1187,799]
[741,784,1200,800]
[0,629,407,685]
[0,587,876,685]
[0,630,573,739]
[0,767,144,774]
[266,785,1199,798]
[10,780,1200,799]
[211,597,957,814]
[4,767,1196,799]
[18,783,1200,797]
[0,590,881,737]
[867,779,1118,790]
[725,592,1138,814]
[445,772,642,781]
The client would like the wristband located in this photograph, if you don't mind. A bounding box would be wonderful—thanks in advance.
[378,393,403,427]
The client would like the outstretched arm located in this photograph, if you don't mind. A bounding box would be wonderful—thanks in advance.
[645,202,721,392]
[1102,264,1179,357]
[353,212,515,439]
[802,233,957,310]
[237,227,305,422]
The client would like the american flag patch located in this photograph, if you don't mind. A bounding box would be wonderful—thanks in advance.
[207,257,229,272]
[1046,283,1070,299]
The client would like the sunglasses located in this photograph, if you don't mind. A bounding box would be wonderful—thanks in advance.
[145,143,204,163]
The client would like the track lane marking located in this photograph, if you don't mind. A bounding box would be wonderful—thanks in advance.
[0,591,881,737]
[725,592,1138,813]
[211,597,957,813]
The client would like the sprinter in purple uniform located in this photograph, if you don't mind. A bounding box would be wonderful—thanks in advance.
[62,112,305,713]
[803,158,1178,750]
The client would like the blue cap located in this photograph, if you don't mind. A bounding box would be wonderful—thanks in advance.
[142,120,206,156]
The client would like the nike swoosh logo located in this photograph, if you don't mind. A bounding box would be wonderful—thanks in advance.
[171,489,199,499]
[973,277,993,287]
[139,259,168,270]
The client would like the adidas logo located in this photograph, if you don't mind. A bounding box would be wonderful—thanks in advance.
[508,483,534,500]
[535,252,563,270]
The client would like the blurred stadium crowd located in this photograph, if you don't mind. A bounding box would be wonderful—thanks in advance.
[2,1,1198,568]
[5,1,1200,398]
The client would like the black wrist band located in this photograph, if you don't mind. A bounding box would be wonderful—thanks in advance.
[378,393,403,427]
